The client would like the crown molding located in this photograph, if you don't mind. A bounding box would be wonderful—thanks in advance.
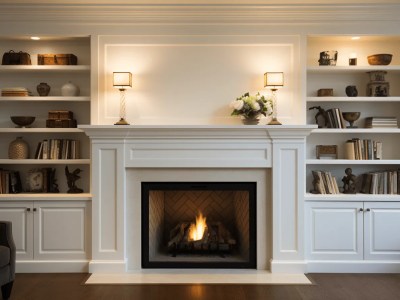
[0,4,399,25]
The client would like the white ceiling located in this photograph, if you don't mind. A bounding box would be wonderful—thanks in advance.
[2,0,400,4]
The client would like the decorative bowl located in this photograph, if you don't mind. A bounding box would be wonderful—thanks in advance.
[367,54,393,65]
[342,112,360,128]
[10,116,36,128]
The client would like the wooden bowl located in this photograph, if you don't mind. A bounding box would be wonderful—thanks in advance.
[367,54,393,65]
[10,116,35,127]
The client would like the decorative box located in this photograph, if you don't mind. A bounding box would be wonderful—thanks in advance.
[37,54,78,65]
[48,110,74,120]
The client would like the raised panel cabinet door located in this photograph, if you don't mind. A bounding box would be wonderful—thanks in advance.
[0,201,34,260]
[33,201,90,260]
[305,201,363,260]
[364,202,400,260]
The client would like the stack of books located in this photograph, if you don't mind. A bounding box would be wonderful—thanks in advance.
[365,117,398,128]
[0,170,22,194]
[360,170,400,194]
[311,170,340,194]
[326,108,346,128]
[35,139,80,160]
[344,138,382,160]
[1,87,32,97]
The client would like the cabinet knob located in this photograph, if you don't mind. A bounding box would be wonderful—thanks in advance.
[33,208,37,212]
[359,208,364,212]
[366,208,371,212]
[26,208,31,212]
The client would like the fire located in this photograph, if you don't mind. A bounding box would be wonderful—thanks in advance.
[188,212,207,241]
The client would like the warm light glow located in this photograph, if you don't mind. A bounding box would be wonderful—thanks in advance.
[351,36,361,40]
[30,37,40,40]
[264,72,284,88]
[113,72,132,89]
[188,212,207,241]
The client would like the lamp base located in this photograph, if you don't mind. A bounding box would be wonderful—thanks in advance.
[114,118,130,125]
[268,118,282,125]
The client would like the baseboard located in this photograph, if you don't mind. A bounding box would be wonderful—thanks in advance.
[88,260,127,273]
[306,261,400,273]
[16,260,89,273]
[270,260,307,273]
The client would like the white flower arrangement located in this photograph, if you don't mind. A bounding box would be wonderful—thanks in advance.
[230,92,273,119]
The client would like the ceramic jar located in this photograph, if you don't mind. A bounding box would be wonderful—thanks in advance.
[36,82,50,96]
[61,81,80,96]
[345,85,358,97]
[8,137,29,159]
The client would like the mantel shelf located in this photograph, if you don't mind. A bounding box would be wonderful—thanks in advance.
[0,65,90,72]
[0,96,90,102]
[307,96,400,102]
[307,159,399,165]
[0,159,90,164]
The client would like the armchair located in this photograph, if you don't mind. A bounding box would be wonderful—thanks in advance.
[0,221,16,300]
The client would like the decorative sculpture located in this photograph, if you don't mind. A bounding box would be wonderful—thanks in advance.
[65,166,83,193]
[309,106,328,128]
[342,167,357,194]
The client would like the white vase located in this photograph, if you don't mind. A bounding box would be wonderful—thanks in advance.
[61,81,80,96]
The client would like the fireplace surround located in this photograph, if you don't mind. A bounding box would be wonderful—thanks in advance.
[81,125,315,274]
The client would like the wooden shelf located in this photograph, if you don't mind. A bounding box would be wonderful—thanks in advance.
[0,128,84,133]
[305,193,400,202]
[0,159,90,165]
[0,193,92,201]
[307,96,400,102]
[0,96,90,102]
[0,65,90,72]
[307,159,399,165]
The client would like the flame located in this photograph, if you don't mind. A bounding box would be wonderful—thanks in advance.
[188,212,207,241]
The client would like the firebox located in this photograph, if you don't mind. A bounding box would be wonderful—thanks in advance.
[141,182,257,268]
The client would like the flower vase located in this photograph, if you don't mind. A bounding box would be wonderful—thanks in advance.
[242,116,260,125]
[8,137,29,159]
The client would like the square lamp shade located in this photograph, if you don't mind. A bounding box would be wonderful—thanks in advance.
[113,72,132,89]
[264,72,284,89]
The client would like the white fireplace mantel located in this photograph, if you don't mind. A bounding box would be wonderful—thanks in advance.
[80,125,315,274]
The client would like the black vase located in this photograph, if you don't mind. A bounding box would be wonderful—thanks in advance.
[345,85,358,97]
[37,82,50,96]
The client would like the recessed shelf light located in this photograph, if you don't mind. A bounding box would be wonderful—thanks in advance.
[30,37,41,40]
[351,36,361,40]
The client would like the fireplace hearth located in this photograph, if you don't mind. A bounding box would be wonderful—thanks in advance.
[142,182,257,268]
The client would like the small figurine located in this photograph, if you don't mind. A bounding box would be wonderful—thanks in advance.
[342,167,357,194]
[309,106,328,128]
[65,166,83,193]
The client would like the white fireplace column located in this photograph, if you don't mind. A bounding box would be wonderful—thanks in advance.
[81,125,315,274]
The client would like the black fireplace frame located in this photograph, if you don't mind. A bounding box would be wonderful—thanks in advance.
[141,182,257,269]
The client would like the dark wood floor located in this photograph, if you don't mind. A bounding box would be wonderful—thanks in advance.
[6,273,400,300]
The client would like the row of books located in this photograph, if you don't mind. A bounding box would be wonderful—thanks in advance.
[360,170,399,195]
[326,108,346,129]
[0,170,22,194]
[365,117,398,128]
[344,138,382,160]
[311,170,340,194]
[35,139,80,160]
[1,87,32,97]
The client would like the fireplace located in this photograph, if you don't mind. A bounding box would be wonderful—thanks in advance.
[141,182,257,268]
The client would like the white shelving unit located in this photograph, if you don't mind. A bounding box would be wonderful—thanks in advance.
[0,36,91,198]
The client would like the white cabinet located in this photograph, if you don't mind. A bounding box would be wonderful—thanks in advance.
[0,200,91,261]
[306,201,400,261]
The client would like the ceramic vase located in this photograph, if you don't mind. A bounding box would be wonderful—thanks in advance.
[61,81,80,96]
[37,82,50,96]
[345,85,358,97]
[8,137,29,159]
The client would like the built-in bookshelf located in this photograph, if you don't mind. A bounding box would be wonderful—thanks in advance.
[0,36,91,197]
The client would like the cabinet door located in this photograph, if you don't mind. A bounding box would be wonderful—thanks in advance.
[305,201,363,260]
[33,201,90,260]
[0,201,34,260]
[364,202,400,260]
